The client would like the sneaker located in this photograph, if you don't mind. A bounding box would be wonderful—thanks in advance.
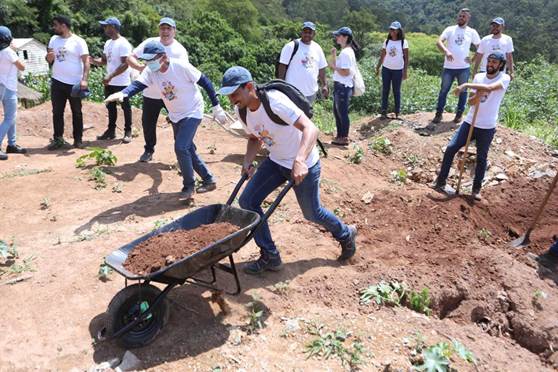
[432,112,443,124]
[331,137,349,146]
[196,181,217,194]
[179,187,194,201]
[338,225,357,261]
[139,151,153,162]
[453,112,463,123]
[47,137,69,151]
[0,151,7,160]
[122,130,132,144]
[472,190,482,201]
[380,112,388,120]
[96,129,116,140]
[6,144,27,154]
[243,254,283,275]
[73,140,85,149]
[432,181,456,196]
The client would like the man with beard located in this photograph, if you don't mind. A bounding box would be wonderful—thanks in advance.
[431,8,480,125]
[473,17,515,80]
[90,17,133,143]
[276,21,328,104]
[433,52,510,201]
[46,15,90,149]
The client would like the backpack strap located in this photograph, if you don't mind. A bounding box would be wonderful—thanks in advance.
[287,39,300,68]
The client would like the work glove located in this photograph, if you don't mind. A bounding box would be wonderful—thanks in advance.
[104,91,126,104]
[212,105,227,125]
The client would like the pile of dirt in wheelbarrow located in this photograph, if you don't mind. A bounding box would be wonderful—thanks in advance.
[124,222,239,275]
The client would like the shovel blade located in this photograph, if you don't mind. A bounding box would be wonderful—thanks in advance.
[510,233,530,248]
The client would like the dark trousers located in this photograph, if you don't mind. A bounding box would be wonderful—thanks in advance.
[104,85,132,132]
[51,78,83,141]
[333,81,352,138]
[142,96,165,153]
[381,66,403,114]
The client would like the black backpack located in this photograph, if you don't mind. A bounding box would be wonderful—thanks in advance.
[238,80,327,157]
[274,39,299,78]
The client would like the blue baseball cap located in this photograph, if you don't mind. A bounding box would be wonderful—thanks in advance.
[99,17,121,28]
[487,51,506,62]
[71,84,91,98]
[302,21,316,31]
[139,40,166,60]
[491,17,505,25]
[390,21,402,30]
[219,66,253,95]
[333,27,352,37]
[0,26,12,50]
[159,17,176,28]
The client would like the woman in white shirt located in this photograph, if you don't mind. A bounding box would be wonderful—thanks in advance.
[0,26,26,160]
[329,27,359,146]
[375,21,409,119]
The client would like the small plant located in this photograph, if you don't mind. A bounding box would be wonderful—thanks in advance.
[112,182,123,193]
[152,218,172,231]
[4,256,36,275]
[390,169,408,184]
[89,167,107,189]
[0,239,18,260]
[413,340,476,371]
[207,144,217,154]
[245,294,266,334]
[404,153,422,167]
[333,207,345,217]
[98,261,113,281]
[76,147,117,168]
[346,144,364,164]
[360,281,407,306]
[478,228,492,241]
[370,136,393,155]
[409,288,432,316]
[270,280,290,295]
[451,339,475,364]
[305,329,366,369]
[533,289,548,300]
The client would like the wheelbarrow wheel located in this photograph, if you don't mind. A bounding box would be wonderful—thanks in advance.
[106,283,170,348]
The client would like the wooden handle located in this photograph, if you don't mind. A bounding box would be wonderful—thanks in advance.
[456,104,480,194]
[526,171,558,232]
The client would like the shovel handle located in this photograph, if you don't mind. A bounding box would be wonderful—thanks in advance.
[456,103,480,194]
[525,171,558,232]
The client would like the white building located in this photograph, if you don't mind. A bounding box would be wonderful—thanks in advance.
[12,38,49,77]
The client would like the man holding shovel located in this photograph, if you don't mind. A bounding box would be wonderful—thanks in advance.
[433,52,510,201]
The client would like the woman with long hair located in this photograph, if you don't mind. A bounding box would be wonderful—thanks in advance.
[375,21,409,119]
[329,26,359,146]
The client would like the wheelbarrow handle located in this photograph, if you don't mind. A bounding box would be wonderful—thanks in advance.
[225,173,249,206]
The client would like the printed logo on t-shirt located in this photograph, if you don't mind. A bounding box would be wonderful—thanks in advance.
[388,46,397,57]
[490,44,502,53]
[162,81,176,101]
[107,50,112,63]
[480,92,490,103]
[56,47,67,62]
[300,52,315,70]
[455,34,465,46]
[253,124,275,147]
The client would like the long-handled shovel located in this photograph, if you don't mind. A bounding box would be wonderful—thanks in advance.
[455,103,480,195]
[510,171,558,248]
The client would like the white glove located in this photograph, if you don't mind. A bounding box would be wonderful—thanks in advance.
[104,91,126,104]
[212,105,227,125]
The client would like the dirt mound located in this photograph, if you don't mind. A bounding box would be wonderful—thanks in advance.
[124,223,239,275]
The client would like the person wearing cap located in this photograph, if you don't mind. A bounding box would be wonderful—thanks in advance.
[375,21,409,120]
[105,40,226,201]
[473,17,514,80]
[0,25,27,160]
[90,17,133,143]
[433,52,510,201]
[45,15,90,150]
[329,26,359,146]
[431,8,481,126]
[218,66,357,275]
[277,21,328,104]
[127,17,189,163]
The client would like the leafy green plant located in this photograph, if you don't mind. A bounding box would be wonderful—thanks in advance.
[404,154,422,167]
[152,218,172,231]
[390,169,408,184]
[270,280,290,295]
[0,239,18,260]
[346,144,364,164]
[478,228,492,241]
[305,329,366,369]
[2,256,36,276]
[360,281,407,306]
[451,339,475,364]
[89,167,107,189]
[413,339,475,371]
[245,294,266,334]
[98,261,113,281]
[370,136,393,155]
[76,147,117,168]
[409,288,432,316]
[534,289,548,300]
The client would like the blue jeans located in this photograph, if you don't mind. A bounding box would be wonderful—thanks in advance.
[436,68,470,114]
[381,67,403,114]
[333,82,352,138]
[0,85,18,147]
[549,240,558,256]
[239,158,350,257]
[437,122,495,192]
[171,117,214,192]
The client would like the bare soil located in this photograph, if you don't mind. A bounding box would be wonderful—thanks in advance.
[1,104,557,371]
[124,223,239,275]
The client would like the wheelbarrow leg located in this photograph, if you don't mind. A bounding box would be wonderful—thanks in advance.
[215,255,242,295]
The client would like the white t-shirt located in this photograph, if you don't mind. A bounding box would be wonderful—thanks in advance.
[477,34,514,72]
[440,25,480,69]
[132,37,189,99]
[137,59,203,122]
[333,47,356,87]
[464,72,511,129]
[382,39,409,70]
[48,34,89,85]
[103,36,133,86]
[279,39,327,97]
[0,48,19,92]
[236,90,319,169]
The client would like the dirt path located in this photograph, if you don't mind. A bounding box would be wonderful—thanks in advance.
[0,103,557,371]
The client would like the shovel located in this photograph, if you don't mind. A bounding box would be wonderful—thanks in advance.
[510,171,558,248]
[455,103,480,195]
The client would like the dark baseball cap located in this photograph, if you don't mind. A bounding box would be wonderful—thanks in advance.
[333,26,352,37]
[139,40,166,60]
[487,51,506,62]
[219,66,253,95]
[99,17,121,28]
[302,21,316,31]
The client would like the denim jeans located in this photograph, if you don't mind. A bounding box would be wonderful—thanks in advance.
[142,96,166,153]
[437,122,495,192]
[51,78,83,141]
[105,85,132,132]
[381,67,403,114]
[171,116,214,192]
[435,68,470,114]
[549,240,558,256]
[305,94,316,105]
[239,158,350,257]
[0,85,18,147]
[333,81,352,138]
